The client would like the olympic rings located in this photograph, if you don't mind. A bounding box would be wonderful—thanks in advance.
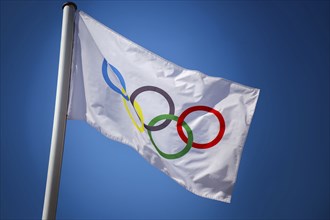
[130,86,175,131]
[102,59,129,100]
[177,106,225,149]
[101,59,226,159]
[147,114,193,159]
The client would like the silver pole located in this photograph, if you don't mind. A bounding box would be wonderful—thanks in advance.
[42,2,77,219]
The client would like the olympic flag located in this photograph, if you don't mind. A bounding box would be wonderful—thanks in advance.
[68,11,260,203]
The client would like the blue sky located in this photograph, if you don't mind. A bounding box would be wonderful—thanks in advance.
[1,1,329,219]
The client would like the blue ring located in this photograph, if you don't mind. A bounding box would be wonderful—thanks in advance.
[102,59,129,100]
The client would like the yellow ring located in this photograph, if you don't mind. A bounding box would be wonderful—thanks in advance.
[121,89,145,132]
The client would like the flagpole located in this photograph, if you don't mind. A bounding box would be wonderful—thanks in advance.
[42,2,77,219]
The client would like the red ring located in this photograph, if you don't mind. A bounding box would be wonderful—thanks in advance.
[176,106,225,149]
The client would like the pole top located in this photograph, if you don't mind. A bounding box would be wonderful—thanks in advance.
[62,2,77,10]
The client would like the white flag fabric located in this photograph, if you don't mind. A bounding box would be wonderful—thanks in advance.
[68,11,260,203]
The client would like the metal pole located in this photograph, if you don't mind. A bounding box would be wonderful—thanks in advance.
[42,2,77,219]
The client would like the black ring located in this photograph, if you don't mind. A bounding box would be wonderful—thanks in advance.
[130,86,175,131]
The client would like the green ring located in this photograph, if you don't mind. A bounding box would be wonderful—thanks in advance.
[147,114,193,159]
